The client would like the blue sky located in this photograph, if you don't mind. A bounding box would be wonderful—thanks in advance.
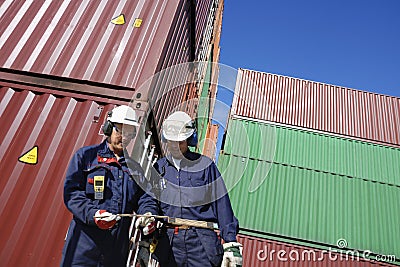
[212,0,400,159]
[218,0,400,98]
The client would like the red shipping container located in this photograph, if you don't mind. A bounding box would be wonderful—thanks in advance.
[0,0,199,92]
[232,69,400,147]
[0,82,131,266]
[0,0,222,141]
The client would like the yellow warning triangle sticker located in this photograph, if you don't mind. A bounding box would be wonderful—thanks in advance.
[18,146,38,165]
[111,14,125,25]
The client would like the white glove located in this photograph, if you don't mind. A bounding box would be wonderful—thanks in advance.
[135,212,156,235]
[94,210,121,229]
[221,242,243,267]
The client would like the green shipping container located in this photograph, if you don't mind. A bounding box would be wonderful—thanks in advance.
[218,153,400,261]
[222,118,400,187]
[218,118,400,262]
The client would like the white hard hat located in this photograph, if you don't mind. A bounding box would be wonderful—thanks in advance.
[108,105,139,126]
[162,111,195,142]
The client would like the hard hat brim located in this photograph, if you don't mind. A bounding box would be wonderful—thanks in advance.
[163,129,194,142]
[121,119,140,127]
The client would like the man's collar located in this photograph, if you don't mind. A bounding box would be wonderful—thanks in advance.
[166,150,200,167]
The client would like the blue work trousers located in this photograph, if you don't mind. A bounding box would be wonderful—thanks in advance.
[60,219,129,267]
[156,228,223,267]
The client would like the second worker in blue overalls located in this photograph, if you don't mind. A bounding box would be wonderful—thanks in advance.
[151,111,243,267]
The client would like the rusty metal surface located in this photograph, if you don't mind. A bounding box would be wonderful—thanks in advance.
[202,123,219,160]
[232,69,400,147]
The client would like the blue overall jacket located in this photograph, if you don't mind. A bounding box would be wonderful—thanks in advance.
[61,140,158,267]
[152,151,239,266]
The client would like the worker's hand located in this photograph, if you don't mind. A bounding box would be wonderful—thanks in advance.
[135,212,156,235]
[221,242,243,267]
[94,210,121,230]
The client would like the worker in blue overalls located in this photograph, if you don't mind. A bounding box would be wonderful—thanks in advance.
[61,105,158,267]
[152,111,243,267]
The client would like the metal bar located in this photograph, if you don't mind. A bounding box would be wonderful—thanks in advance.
[94,214,219,230]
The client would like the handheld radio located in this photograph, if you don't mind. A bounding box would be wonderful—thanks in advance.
[94,176,105,199]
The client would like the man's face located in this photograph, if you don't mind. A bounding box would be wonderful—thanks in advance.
[109,123,136,155]
[167,140,188,159]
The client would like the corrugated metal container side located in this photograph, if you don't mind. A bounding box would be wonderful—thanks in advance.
[0,0,220,111]
[146,62,201,152]
[211,0,223,65]
[194,0,223,152]
[217,154,400,260]
[136,0,221,142]
[0,0,183,91]
[197,60,213,150]
[1,0,224,154]
[202,123,219,160]
[1,0,223,150]
[0,0,224,264]
[146,0,223,148]
[237,234,398,267]
[222,118,400,186]
[208,0,223,118]
[0,83,136,266]
[150,0,192,119]
[195,0,212,54]
[231,69,400,147]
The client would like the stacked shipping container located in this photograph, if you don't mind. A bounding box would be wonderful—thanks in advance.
[0,0,218,136]
[0,84,122,266]
[232,69,400,147]
[0,0,223,265]
[218,69,400,266]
